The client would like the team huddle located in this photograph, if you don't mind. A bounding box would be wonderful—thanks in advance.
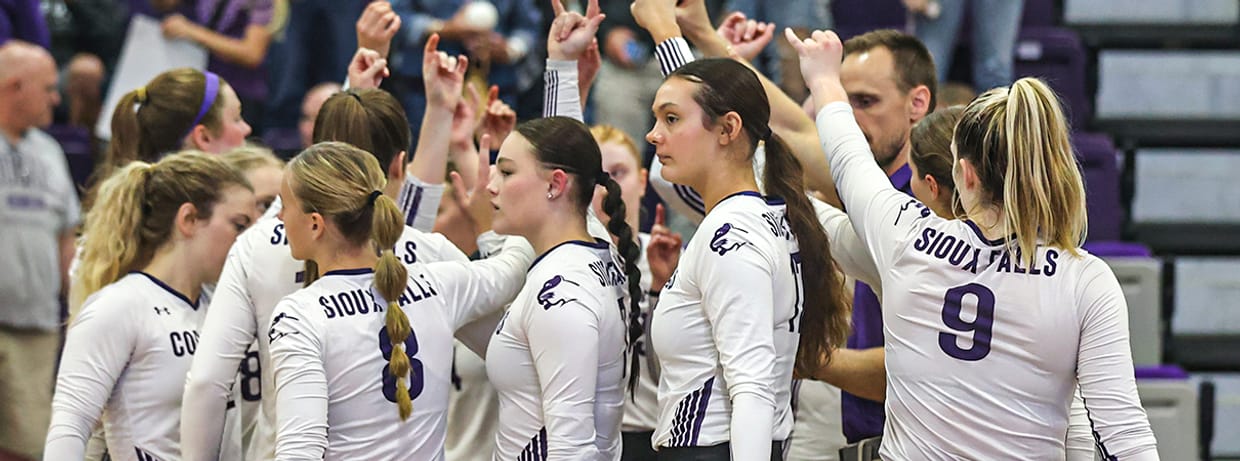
[33,0,1160,460]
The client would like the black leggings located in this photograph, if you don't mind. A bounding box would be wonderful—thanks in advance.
[622,431,658,461]
[656,442,785,461]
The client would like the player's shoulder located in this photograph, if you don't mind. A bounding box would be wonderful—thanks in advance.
[78,273,174,320]
[695,194,787,259]
[526,240,613,309]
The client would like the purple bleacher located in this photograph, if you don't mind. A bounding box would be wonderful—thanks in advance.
[1014,27,1090,130]
[44,124,94,194]
[1073,132,1122,242]
[1135,365,1189,380]
[1020,0,1059,27]
[831,0,908,41]
[1084,240,1153,257]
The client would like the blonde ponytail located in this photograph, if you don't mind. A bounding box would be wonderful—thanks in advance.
[373,193,412,420]
[74,162,153,313]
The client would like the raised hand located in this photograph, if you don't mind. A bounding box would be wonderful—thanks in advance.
[717,12,775,62]
[578,38,601,105]
[784,28,844,90]
[449,134,496,234]
[673,0,713,38]
[356,1,401,58]
[629,0,680,43]
[450,83,482,149]
[347,47,389,90]
[646,203,683,291]
[480,85,517,147]
[423,34,470,110]
[548,0,605,61]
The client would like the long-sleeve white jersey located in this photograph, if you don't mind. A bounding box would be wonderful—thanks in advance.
[649,191,800,456]
[266,238,532,460]
[45,272,206,461]
[816,101,1159,460]
[485,239,629,460]
[180,206,468,461]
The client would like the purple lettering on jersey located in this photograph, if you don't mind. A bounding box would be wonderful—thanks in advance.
[403,240,418,265]
[709,223,749,256]
[938,283,995,361]
[993,248,1060,277]
[918,229,983,274]
[6,194,46,210]
[537,275,580,310]
[589,259,627,287]
[169,330,200,357]
[914,227,937,252]
[270,223,289,245]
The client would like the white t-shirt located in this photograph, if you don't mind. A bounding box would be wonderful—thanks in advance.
[816,101,1159,460]
[45,272,206,461]
[266,237,530,460]
[486,239,628,460]
[180,209,468,461]
[650,191,800,457]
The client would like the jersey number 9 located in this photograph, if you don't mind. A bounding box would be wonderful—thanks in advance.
[938,283,994,361]
[379,327,425,402]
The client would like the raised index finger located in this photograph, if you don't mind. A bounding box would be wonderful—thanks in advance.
[550,0,566,17]
[586,0,600,18]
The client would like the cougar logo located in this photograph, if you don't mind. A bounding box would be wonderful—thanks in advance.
[267,312,301,343]
[709,223,750,256]
[537,275,580,310]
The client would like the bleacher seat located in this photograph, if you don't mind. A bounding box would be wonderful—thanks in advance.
[1014,27,1090,129]
[1020,0,1059,28]
[1073,132,1123,242]
[1098,254,1163,365]
[1136,366,1201,461]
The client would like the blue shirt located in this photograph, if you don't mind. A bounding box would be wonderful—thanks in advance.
[841,162,911,443]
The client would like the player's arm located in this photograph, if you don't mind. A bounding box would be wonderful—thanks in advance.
[268,300,330,459]
[1074,262,1160,460]
[698,225,777,460]
[181,243,260,461]
[526,291,606,458]
[1065,385,1096,461]
[807,347,886,402]
[436,235,535,331]
[402,34,467,231]
[811,196,881,287]
[44,296,136,459]
[542,0,603,121]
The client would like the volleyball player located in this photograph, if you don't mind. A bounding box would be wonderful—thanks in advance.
[178,38,474,461]
[791,28,1160,459]
[45,153,255,460]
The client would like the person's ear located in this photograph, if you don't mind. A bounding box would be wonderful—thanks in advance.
[308,212,325,240]
[174,202,200,238]
[547,169,570,200]
[388,151,407,182]
[924,173,940,199]
[717,111,744,146]
[186,124,212,150]
[909,84,932,122]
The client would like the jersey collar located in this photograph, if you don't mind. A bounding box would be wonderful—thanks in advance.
[131,271,199,310]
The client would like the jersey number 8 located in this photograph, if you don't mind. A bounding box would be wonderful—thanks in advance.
[378,327,425,402]
[938,283,995,361]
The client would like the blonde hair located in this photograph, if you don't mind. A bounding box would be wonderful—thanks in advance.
[286,142,412,420]
[589,124,642,165]
[73,151,251,311]
[221,145,284,172]
[954,77,1087,264]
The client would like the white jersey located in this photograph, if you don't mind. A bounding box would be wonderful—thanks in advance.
[622,234,658,432]
[650,191,800,453]
[817,101,1159,460]
[46,272,206,461]
[180,209,468,461]
[486,239,628,460]
[266,239,530,460]
[445,342,499,461]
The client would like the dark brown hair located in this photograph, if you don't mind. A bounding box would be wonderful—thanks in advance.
[312,88,411,176]
[910,105,964,213]
[670,58,850,378]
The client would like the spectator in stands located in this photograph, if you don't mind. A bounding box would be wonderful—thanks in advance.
[161,0,277,134]
[387,0,541,146]
[0,40,80,461]
[906,0,1024,92]
[298,82,341,150]
[936,80,976,110]
[0,0,50,48]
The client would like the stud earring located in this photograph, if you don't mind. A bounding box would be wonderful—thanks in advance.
[547,192,553,199]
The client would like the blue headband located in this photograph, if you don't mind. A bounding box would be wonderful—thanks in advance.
[185,71,221,138]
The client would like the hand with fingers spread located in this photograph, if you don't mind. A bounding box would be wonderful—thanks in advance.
[480,85,517,147]
[450,134,496,234]
[347,47,389,90]
[784,28,847,102]
[451,84,483,150]
[357,1,402,58]
[548,0,605,61]
[629,0,681,43]
[423,34,470,110]
[717,12,775,62]
[646,203,683,291]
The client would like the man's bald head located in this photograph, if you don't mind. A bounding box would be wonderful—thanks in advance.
[0,41,60,135]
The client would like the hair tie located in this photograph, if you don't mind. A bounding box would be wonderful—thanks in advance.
[184,71,221,139]
[367,190,383,207]
[595,170,610,185]
[761,126,773,142]
[348,91,363,102]
[135,86,148,104]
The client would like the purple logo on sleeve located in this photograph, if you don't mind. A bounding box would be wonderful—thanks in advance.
[267,312,301,343]
[537,275,580,310]
[709,223,750,256]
